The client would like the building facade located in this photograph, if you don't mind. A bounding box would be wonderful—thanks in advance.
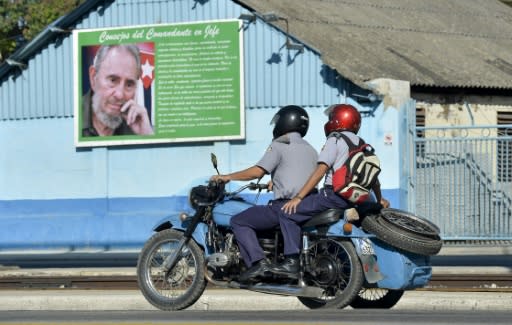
[0,0,406,252]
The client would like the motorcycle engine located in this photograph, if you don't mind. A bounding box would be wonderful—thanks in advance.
[207,252,232,267]
[206,233,238,268]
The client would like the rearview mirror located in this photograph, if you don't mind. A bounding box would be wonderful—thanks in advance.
[211,153,220,175]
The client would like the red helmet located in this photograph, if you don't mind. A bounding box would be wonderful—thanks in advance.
[324,104,361,136]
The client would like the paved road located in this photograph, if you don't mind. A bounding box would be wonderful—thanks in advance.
[1,309,512,325]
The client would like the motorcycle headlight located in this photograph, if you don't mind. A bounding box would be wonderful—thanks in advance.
[189,183,224,209]
[188,187,201,210]
[179,212,190,222]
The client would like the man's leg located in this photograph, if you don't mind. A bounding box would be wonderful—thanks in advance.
[230,204,281,267]
[230,203,284,283]
[273,189,349,276]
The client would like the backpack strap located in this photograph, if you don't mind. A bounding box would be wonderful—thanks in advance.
[328,132,363,175]
[335,132,364,150]
[330,132,375,159]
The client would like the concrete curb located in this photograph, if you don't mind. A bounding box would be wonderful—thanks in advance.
[1,265,511,277]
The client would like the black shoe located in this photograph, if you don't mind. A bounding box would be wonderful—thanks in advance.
[239,259,271,283]
[269,256,300,278]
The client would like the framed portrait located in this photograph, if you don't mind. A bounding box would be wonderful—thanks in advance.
[73,19,244,147]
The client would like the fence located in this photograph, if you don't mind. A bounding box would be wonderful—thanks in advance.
[410,124,512,240]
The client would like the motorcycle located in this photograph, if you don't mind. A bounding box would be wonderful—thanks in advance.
[136,154,442,311]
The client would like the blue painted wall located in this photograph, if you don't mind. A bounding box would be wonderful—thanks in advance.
[0,0,405,251]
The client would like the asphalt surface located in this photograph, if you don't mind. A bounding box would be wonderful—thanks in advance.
[0,244,511,311]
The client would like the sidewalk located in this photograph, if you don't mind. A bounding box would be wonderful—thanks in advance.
[0,288,511,311]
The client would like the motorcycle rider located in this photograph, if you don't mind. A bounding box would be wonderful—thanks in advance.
[273,104,390,278]
[210,105,318,283]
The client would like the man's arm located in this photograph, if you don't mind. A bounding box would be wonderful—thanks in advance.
[281,163,329,214]
[372,178,390,208]
[211,166,266,183]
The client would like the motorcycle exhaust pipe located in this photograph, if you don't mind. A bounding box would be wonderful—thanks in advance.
[245,283,325,298]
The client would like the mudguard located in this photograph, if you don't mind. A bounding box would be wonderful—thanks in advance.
[151,214,211,256]
[352,237,385,284]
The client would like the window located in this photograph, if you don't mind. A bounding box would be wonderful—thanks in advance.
[416,106,425,158]
[497,111,512,182]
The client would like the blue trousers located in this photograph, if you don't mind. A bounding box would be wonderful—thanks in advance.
[229,200,286,267]
[278,187,350,255]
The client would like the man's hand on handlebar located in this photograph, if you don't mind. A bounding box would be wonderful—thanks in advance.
[210,175,230,184]
[267,180,273,192]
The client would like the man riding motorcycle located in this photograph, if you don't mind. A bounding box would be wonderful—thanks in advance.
[210,105,318,283]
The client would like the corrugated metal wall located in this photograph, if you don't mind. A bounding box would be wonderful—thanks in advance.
[0,0,346,121]
[0,0,400,251]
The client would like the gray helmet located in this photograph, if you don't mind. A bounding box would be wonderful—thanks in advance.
[270,105,309,138]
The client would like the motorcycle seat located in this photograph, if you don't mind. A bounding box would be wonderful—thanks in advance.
[355,201,382,217]
[301,209,342,229]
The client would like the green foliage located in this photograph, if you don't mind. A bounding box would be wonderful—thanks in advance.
[0,0,85,61]
[0,0,25,60]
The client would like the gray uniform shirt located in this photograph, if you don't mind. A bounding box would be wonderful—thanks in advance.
[318,131,360,186]
[256,132,318,200]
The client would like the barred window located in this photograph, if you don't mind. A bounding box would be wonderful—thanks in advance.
[497,111,512,182]
[416,106,425,158]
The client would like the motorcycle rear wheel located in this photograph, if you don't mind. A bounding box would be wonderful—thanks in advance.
[362,208,442,256]
[136,229,206,311]
[349,288,404,309]
[297,239,364,309]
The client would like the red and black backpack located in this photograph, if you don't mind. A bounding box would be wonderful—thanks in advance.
[330,132,381,204]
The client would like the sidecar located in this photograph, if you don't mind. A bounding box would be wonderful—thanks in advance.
[366,238,432,290]
[316,211,435,309]
[350,235,432,308]
[308,216,432,290]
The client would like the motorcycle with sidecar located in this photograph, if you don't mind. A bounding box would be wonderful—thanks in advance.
[136,154,442,310]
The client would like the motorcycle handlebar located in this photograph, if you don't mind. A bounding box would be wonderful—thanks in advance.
[218,181,268,197]
[247,182,269,191]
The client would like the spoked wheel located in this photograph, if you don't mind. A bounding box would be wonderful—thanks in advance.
[349,288,404,309]
[136,229,206,311]
[298,239,363,309]
[362,208,442,256]
[379,208,440,238]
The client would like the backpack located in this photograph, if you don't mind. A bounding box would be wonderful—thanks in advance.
[330,132,381,204]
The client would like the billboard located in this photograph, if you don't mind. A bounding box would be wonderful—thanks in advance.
[73,19,244,147]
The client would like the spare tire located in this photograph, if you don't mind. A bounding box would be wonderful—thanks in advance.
[361,208,442,256]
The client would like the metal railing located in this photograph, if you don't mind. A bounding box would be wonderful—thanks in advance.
[412,125,512,240]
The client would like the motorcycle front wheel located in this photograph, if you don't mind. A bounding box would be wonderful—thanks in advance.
[297,239,364,309]
[349,288,404,309]
[136,229,206,311]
